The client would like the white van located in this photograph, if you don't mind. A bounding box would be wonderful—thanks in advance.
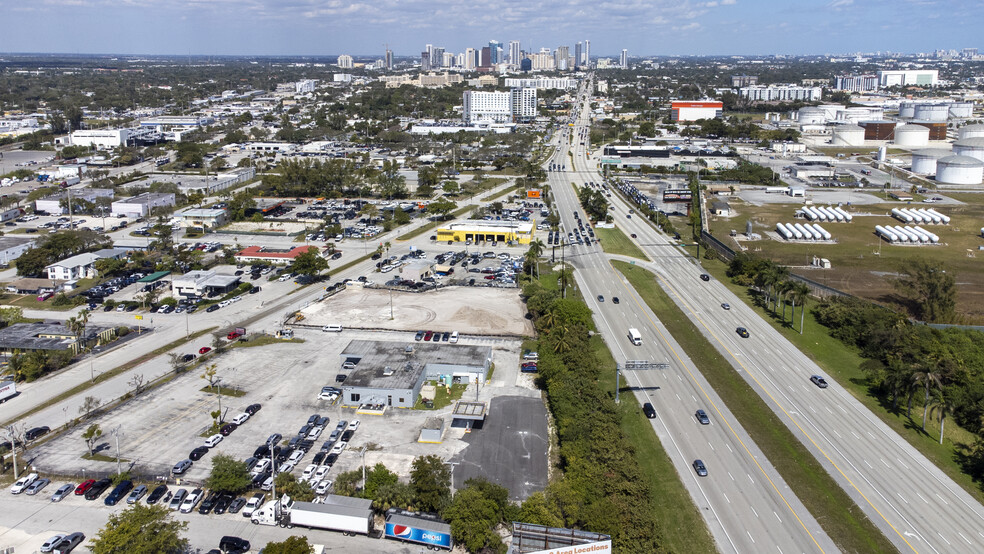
[628,328,642,346]
[322,324,343,332]
[449,331,459,343]
[204,434,223,448]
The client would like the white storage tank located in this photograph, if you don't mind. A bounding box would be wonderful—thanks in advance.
[949,102,974,119]
[876,225,899,242]
[812,224,832,240]
[936,155,984,185]
[926,208,950,224]
[953,137,984,162]
[913,226,940,243]
[834,206,853,222]
[893,124,930,147]
[776,223,793,239]
[892,208,913,223]
[798,107,826,125]
[913,103,950,122]
[898,102,916,119]
[831,124,865,146]
[910,148,952,175]
[958,124,984,140]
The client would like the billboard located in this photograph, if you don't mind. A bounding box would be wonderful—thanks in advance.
[385,522,453,549]
[527,189,542,199]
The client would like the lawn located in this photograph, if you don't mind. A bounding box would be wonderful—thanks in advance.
[413,381,467,410]
[199,385,247,398]
[594,227,649,260]
[701,256,984,508]
[613,260,896,554]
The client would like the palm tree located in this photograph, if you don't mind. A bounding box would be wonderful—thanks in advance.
[787,282,810,334]
[910,370,943,431]
[928,389,950,445]
[777,280,793,323]
[551,325,574,354]
[527,239,545,280]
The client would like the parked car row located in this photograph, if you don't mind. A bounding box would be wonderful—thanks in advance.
[172,403,261,476]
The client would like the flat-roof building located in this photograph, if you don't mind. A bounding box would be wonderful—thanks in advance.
[436,220,534,244]
[111,192,175,218]
[35,188,114,215]
[178,208,228,230]
[0,322,115,356]
[339,340,492,409]
[0,236,37,266]
[171,269,241,298]
[235,245,320,264]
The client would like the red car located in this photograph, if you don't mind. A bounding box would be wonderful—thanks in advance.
[226,332,241,340]
[75,479,96,495]
[199,347,212,355]
[423,331,433,341]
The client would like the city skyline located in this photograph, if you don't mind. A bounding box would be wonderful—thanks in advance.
[0,0,981,57]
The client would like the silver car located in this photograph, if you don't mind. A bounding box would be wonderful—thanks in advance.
[50,484,74,502]
[25,478,50,496]
[126,485,148,504]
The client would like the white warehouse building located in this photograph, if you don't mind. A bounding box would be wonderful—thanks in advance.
[67,129,131,148]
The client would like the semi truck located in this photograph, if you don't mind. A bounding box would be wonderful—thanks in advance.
[628,328,642,346]
[0,381,17,403]
[251,494,374,536]
[384,508,453,550]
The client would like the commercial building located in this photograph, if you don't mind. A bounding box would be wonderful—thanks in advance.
[731,75,758,87]
[0,322,116,356]
[670,101,723,122]
[111,192,175,218]
[295,79,317,94]
[0,236,37,266]
[337,55,353,69]
[178,208,228,230]
[462,88,536,124]
[234,245,321,264]
[504,78,578,89]
[339,340,493,409]
[171,269,241,298]
[738,85,822,102]
[34,188,115,215]
[877,70,938,88]
[620,49,628,69]
[400,260,434,282]
[45,248,129,281]
[67,129,130,148]
[834,74,879,92]
[435,220,534,244]
[139,115,214,131]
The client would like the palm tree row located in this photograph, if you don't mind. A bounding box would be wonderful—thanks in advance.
[728,254,811,334]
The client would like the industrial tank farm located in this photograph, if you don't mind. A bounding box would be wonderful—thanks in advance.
[893,124,930,147]
[830,124,865,146]
[936,155,984,185]
[910,148,952,175]
[953,137,984,162]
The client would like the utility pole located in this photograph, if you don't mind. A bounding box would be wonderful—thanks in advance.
[5,425,19,479]
[111,424,123,475]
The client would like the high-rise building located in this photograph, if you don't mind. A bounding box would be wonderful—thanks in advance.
[834,74,878,92]
[464,48,476,70]
[431,47,445,68]
[421,52,431,71]
[511,88,537,122]
[385,49,393,70]
[509,41,521,66]
[584,40,590,67]
[337,54,353,69]
[555,46,569,71]
[620,49,628,69]
[489,40,502,64]
[462,88,536,124]
[480,47,491,68]
[574,42,582,69]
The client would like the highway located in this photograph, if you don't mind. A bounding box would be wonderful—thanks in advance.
[544,81,836,553]
[567,82,984,553]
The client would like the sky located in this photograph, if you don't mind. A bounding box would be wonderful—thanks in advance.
[0,0,982,58]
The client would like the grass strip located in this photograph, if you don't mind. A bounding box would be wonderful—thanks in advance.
[595,227,649,260]
[396,204,478,241]
[613,260,895,554]
[2,327,216,427]
[591,334,716,553]
[484,183,522,202]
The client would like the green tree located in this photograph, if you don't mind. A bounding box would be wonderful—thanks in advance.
[207,453,252,494]
[275,473,315,502]
[893,258,956,322]
[292,247,328,277]
[226,189,257,221]
[89,504,188,554]
[262,536,313,554]
[82,423,103,456]
[443,484,507,554]
[426,197,457,220]
[409,455,451,512]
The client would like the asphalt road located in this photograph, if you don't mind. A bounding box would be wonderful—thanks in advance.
[589,108,984,550]
[539,82,836,554]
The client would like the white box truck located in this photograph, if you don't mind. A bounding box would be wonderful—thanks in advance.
[0,381,17,403]
[251,494,374,536]
[628,328,642,346]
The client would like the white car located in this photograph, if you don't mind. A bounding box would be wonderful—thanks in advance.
[315,480,333,495]
[279,461,297,474]
[40,534,65,553]
[179,489,202,513]
[278,274,291,282]
[307,427,322,440]
[318,390,338,402]
[204,434,223,448]
[287,449,305,464]
[330,442,346,455]
[242,493,264,516]
[10,473,38,494]
[314,466,330,481]
[348,419,360,431]
[301,464,318,481]
[231,412,250,425]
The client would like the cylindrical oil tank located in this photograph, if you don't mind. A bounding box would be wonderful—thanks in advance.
[913,226,940,243]
[900,208,925,224]
[793,223,813,240]
[936,155,984,185]
[802,207,820,221]
[892,208,913,223]
[812,224,832,240]
[776,223,792,239]
[898,102,916,119]
[798,107,825,125]
[890,226,911,242]
[831,124,865,146]
[820,206,841,221]
[834,207,853,222]
[958,124,984,140]
[926,208,950,224]
[819,104,845,121]
[913,103,950,122]
[911,148,952,175]
[894,124,930,147]
[876,225,899,242]
[949,102,974,119]
[953,137,984,162]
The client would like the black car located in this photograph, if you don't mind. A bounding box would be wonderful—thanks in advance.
[341,430,354,442]
[250,470,271,488]
[198,492,218,514]
[298,424,312,436]
[275,447,293,464]
[189,446,209,461]
[325,453,339,465]
[52,531,85,553]
[220,423,237,436]
[213,493,234,514]
[335,374,347,383]
[206,304,220,313]
[312,451,326,465]
[642,403,657,419]
[146,484,169,504]
[245,403,262,415]
[442,331,450,341]
[219,536,251,554]
[227,496,247,514]
[25,426,50,441]
[700,273,710,281]
[84,478,112,500]
[736,327,750,338]
[695,409,710,425]
[612,297,620,304]
[253,445,270,459]
[104,480,133,506]
[181,354,196,363]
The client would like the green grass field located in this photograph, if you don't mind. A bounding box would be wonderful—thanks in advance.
[595,227,649,260]
[701,256,984,508]
[613,260,896,554]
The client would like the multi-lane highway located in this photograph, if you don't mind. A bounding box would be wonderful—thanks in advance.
[562,79,984,553]
[545,82,837,553]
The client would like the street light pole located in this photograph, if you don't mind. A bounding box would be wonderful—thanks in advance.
[111,424,123,475]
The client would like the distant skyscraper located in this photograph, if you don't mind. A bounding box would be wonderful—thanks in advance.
[421,51,431,71]
[432,47,445,68]
[584,40,590,66]
[555,46,569,71]
[385,48,393,70]
[480,47,491,68]
[574,42,582,69]
[489,40,502,64]
[337,54,353,69]
[509,40,521,66]
[465,48,476,70]
[620,49,628,69]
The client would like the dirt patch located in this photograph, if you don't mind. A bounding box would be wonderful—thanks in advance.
[299,286,534,336]
[222,221,309,234]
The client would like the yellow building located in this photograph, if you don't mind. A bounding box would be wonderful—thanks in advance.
[436,221,535,244]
